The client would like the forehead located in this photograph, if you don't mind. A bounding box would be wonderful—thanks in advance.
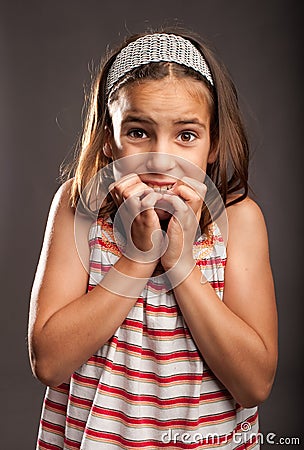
[108,76,212,118]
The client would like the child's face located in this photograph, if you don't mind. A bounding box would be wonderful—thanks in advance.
[106,76,214,185]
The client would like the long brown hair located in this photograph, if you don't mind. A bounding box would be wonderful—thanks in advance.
[62,28,249,231]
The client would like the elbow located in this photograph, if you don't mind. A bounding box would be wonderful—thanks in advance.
[29,349,65,388]
[32,361,65,388]
[29,329,69,387]
[33,366,62,389]
[235,355,278,408]
[236,375,276,409]
[237,386,271,409]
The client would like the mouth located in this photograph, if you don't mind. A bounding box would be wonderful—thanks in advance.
[146,183,175,193]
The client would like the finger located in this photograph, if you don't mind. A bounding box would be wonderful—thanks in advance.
[162,193,189,217]
[109,173,140,203]
[183,176,207,200]
[116,194,141,223]
[121,183,153,201]
[170,185,202,220]
[174,177,207,200]
[110,174,152,205]
[173,184,201,203]
[118,189,160,222]
[162,193,200,237]
[140,191,163,210]
[109,173,141,192]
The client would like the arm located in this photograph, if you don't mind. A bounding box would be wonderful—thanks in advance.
[163,194,278,408]
[28,179,158,387]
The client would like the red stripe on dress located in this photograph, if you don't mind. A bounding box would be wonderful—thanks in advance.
[114,341,201,360]
[210,281,225,290]
[98,363,202,384]
[120,319,188,337]
[91,404,235,426]
[145,303,178,312]
[66,415,86,430]
[63,436,81,449]
[44,398,67,414]
[196,257,224,267]
[72,372,99,388]
[96,384,203,405]
[142,324,189,338]
[37,439,62,450]
[69,394,93,409]
[40,419,65,435]
[50,382,70,394]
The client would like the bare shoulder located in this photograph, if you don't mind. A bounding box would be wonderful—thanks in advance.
[57,177,74,197]
[226,195,265,224]
[225,196,269,255]
[49,178,75,217]
[37,177,83,273]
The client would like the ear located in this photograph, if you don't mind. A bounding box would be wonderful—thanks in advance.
[103,142,112,158]
[103,126,113,158]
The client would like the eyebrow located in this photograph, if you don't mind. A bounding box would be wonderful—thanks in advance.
[122,115,206,128]
[174,119,206,128]
[122,115,156,125]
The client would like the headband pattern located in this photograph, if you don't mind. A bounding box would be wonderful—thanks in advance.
[106,33,214,95]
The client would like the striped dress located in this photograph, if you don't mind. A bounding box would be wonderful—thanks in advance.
[37,217,259,449]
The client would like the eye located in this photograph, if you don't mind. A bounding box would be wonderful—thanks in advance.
[128,129,147,139]
[178,131,197,143]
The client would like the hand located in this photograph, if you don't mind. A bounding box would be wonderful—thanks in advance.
[160,177,207,273]
[110,174,164,263]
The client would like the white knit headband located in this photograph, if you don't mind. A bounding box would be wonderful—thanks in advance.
[106,33,214,96]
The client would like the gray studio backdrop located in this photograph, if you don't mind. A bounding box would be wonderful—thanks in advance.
[1,0,303,448]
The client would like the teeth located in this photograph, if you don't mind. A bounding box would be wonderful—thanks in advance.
[147,183,174,193]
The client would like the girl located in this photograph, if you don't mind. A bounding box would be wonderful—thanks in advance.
[28,30,278,449]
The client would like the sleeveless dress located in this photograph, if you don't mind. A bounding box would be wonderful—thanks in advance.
[36,217,259,449]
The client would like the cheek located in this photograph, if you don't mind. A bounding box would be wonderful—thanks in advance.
[112,153,147,180]
[184,151,209,174]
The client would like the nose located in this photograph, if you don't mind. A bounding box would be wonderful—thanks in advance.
[145,151,176,174]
